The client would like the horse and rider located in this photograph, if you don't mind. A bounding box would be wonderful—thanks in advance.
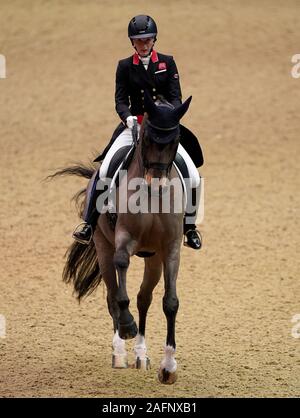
[72,15,204,250]
[54,15,205,383]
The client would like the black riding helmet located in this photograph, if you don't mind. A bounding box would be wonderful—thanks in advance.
[128,15,158,40]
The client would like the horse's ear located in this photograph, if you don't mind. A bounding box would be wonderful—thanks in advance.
[144,90,157,116]
[173,96,192,121]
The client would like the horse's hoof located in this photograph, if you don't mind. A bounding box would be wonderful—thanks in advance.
[158,368,177,384]
[135,356,151,370]
[112,354,128,369]
[118,320,138,340]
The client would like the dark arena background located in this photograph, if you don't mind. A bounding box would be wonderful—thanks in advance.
[0,0,299,398]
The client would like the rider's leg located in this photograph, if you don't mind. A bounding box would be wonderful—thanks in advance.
[72,170,102,244]
[99,128,134,179]
[177,143,202,250]
[73,128,134,244]
[183,181,202,249]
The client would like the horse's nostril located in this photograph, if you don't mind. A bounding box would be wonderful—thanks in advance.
[144,172,153,186]
[144,170,168,188]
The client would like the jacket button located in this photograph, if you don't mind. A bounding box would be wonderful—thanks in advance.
[153,95,157,100]
[141,89,144,93]
[152,88,156,92]
[142,97,144,100]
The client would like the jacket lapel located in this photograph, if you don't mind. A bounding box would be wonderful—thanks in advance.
[133,60,155,89]
[132,51,160,89]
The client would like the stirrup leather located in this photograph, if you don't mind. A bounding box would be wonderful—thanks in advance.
[72,222,93,245]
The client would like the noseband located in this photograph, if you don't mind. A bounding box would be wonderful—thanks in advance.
[143,160,171,171]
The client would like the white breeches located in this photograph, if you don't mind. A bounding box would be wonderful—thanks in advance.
[99,127,200,188]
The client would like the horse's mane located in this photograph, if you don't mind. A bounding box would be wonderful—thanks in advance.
[155,95,175,109]
[139,113,148,139]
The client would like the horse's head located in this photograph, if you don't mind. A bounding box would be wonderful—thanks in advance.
[140,93,192,188]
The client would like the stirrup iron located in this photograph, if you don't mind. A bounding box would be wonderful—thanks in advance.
[183,228,202,248]
[72,222,93,245]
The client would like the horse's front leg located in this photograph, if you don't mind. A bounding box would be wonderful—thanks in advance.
[134,254,162,370]
[114,230,138,340]
[158,242,181,384]
[93,226,128,368]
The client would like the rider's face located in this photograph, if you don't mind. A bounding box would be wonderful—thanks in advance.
[132,37,155,57]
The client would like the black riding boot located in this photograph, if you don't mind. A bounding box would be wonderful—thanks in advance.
[183,220,202,250]
[72,209,100,244]
[73,170,103,245]
[183,185,202,250]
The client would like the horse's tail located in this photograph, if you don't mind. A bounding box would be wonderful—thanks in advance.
[48,163,95,181]
[48,162,102,301]
[63,240,102,301]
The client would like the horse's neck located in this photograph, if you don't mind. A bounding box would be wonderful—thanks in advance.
[127,142,144,178]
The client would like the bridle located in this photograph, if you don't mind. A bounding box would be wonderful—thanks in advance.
[139,119,180,174]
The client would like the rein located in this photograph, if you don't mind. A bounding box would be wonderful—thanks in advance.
[132,118,139,146]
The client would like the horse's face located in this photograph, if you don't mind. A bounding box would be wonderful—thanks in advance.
[141,94,192,188]
[142,124,180,187]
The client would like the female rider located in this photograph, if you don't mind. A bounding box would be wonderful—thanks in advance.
[73,15,203,250]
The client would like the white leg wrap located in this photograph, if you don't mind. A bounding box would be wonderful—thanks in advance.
[160,345,177,373]
[112,330,127,356]
[112,331,128,368]
[134,334,147,360]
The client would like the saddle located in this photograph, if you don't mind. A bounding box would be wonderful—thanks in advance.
[104,144,189,226]
[106,145,189,194]
[106,145,135,185]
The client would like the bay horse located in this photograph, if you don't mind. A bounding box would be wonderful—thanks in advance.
[54,94,192,384]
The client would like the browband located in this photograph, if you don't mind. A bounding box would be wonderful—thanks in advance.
[146,120,179,132]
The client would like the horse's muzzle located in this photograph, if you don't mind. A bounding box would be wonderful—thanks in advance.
[144,171,169,196]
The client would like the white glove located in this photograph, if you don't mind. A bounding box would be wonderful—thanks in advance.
[126,115,137,129]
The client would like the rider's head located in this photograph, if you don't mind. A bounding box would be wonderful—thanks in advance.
[128,15,157,57]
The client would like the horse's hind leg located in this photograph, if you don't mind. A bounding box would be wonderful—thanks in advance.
[134,254,162,370]
[93,227,128,368]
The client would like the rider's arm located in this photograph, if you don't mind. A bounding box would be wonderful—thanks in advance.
[115,60,132,123]
[166,57,182,108]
